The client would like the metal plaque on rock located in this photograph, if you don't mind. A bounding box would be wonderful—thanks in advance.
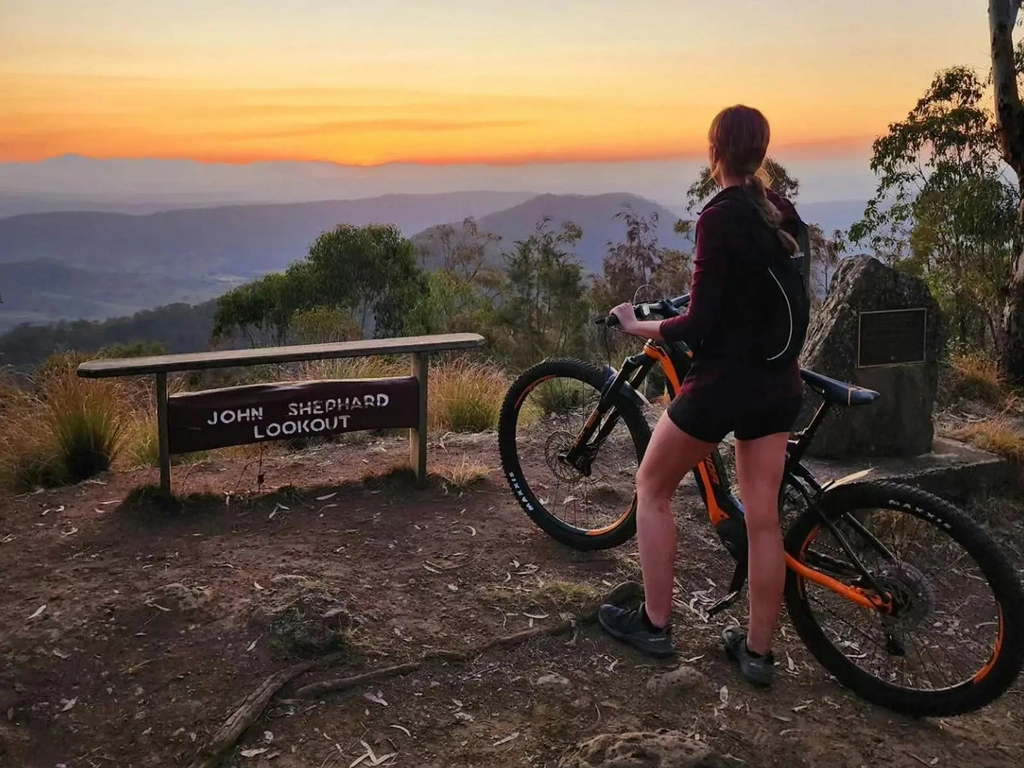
[857,308,928,368]
[167,377,420,454]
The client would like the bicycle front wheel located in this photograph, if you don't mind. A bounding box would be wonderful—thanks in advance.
[784,480,1024,717]
[498,358,651,551]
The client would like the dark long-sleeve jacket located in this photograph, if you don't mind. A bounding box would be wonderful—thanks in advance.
[659,185,804,403]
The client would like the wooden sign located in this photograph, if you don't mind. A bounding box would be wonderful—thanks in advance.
[167,377,420,454]
[857,308,928,368]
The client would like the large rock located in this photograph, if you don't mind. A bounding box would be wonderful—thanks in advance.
[559,730,730,768]
[798,255,946,458]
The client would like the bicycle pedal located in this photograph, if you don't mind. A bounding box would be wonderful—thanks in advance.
[706,590,742,617]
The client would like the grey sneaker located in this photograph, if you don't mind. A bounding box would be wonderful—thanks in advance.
[722,626,774,687]
[597,603,676,658]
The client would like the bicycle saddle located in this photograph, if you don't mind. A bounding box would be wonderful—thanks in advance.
[800,369,879,407]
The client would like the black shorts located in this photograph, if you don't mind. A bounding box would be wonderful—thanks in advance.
[666,392,803,444]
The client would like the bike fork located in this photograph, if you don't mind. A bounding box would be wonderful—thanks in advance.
[562,353,652,469]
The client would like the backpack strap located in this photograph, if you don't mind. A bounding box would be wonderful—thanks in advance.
[795,218,812,299]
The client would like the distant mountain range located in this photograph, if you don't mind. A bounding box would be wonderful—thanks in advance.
[0,191,696,330]
[0,179,869,335]
[415,193,692,270]
[0,191,532,329]
[0,153,879,218]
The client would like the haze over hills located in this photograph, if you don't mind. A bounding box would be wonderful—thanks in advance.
[0,191,691,330]
[0,191,533,329]
[415,193,693,273]
[0,184,870,333]
[0,153,878,218]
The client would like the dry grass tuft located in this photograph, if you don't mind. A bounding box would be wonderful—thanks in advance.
[481,577,603,617]
[0,355,133,491]
[435,455,492,491]
[948,351,1006,405]
[950,417,1024,462]
[299,356,406,382]
[428,359,507,433]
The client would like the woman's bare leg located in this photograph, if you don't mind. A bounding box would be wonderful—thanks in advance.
[634,411,716,627]
[733,432,789,655]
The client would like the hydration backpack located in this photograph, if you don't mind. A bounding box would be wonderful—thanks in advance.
[706,190,811,367]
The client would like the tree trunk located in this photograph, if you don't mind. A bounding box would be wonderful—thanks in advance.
[1003,240,1024,381]
[989,0,1024,381]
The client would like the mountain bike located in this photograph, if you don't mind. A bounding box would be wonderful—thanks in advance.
[497,292,1024,717]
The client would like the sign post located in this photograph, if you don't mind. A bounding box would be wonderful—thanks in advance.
[160,376,425,492]
[75,332,487,497]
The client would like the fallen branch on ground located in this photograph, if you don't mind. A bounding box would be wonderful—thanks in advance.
[296,580,640,698]
[186,651,345,768]
[188,581,640,768]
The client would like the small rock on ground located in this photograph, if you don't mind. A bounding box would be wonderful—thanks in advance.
[646,666,705,696]
[536,673,571,688]
[156,583,213,613]
[559,729,731,768]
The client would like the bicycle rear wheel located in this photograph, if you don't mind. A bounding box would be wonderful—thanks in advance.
[784,480,1024,717]
[498,358,651,550]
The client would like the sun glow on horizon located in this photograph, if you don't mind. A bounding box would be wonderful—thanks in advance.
[0,0,990,167]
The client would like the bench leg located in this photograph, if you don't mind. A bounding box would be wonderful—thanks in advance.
[156,372,172,498]
[410,352,429,486]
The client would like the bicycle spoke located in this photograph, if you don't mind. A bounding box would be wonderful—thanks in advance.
[797,502,1001,693]
[511,369,643,536]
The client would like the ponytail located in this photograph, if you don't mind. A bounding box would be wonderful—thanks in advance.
[742,173,799,255]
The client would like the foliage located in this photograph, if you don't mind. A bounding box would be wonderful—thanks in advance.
[0,301,224,372]
[490,217,591,368]
[951,417,1024,462]
[305,223,426,337]
[685,157,800,213]
[415,217,502,284]
[212,272,300,344]
[290,306,363,345]
[213,223,427,345]
[591,206,693,309]
[808,225,846,299]
[849,66,1019,352]
[406,267,492,336]
[947,350,1006,405]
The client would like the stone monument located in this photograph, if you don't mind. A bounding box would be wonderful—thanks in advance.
[798,255,946,458]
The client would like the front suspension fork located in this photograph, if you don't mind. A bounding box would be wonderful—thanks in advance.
[561,353,653,473]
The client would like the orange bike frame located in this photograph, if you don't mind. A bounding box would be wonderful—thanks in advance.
[644,341,890,613]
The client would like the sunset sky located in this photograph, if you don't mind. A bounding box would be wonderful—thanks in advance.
[0,0,992,167]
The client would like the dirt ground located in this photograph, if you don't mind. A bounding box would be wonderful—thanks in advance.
[1,431,1022,768]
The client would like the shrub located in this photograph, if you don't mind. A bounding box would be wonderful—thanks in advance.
[525,377,593,418]
[0,385,64,491]
[0,355,130,491]
[428,359,507,433]
[948,351,1004,405]
[41,359,128,482]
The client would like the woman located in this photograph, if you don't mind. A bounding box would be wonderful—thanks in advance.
[597,104,805,688]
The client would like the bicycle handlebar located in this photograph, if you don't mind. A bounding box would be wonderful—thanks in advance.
[594,292,691,329]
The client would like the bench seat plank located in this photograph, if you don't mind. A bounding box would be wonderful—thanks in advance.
[77,333,485,378]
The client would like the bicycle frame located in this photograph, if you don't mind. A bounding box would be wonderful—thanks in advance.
[567,307,897,618]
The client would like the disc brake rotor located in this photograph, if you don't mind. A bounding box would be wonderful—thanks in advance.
[545,430,582,483]
[875,561,936,628]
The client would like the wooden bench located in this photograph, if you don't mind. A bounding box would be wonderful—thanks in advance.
[77,333,486,496]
